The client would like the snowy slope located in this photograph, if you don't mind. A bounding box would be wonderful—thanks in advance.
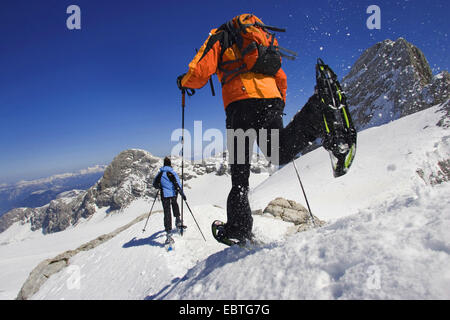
[250,103,450,221]
[31,205,291,300]
[0,171,268,300]
[26,103,450,300]
[159,183,450,299]
[0,199,153,300]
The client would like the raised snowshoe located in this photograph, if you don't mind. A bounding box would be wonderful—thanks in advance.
[212,220,240,246]
[316,58,357,177]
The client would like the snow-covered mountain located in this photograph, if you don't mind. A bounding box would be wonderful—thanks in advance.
[3,101,446,300]
[0,166,106,217]
[342,38,449,131]
[0,150,270,235]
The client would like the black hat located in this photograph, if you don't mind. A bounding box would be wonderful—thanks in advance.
[163,157,171,167]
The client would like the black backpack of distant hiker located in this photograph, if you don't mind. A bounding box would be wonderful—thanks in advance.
[153,172,162,189]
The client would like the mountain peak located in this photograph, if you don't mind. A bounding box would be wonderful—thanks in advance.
[343,38,448,130]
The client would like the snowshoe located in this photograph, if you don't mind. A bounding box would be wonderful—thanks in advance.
[164,233,175,251]
[316,58,357,177]
[212,220,240,246]
[211,220,259,248]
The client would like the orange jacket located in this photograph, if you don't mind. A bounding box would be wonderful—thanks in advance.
[180,15,287,109]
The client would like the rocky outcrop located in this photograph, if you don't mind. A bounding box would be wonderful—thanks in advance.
[342,38,449,131]
[92,149,161,210]
[0,207,41,233]
[416,131,450,186]
[254,197,326,232]
[437,99,450,129]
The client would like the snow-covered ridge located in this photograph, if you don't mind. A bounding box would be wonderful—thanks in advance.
[4,165,107,189]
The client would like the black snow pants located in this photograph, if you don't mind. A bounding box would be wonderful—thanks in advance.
[225,95,324,240]
[161,196,181,233]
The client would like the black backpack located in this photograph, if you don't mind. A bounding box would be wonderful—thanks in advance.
[217,14,297,85]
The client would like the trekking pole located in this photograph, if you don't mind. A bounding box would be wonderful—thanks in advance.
[183,198,207,242]
[180,89,186,236]
[292,159,316,226]
[179,83,194,236]
[142,189,160,233]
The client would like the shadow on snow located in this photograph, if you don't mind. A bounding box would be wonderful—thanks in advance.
[145,243,270,300]
[122,230,166,249]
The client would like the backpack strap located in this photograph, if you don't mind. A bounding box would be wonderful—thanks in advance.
[253,21,286,33]
[166,171,184,196]
[278,45,298,60]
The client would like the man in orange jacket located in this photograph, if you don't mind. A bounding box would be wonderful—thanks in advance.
[177,14,324,244]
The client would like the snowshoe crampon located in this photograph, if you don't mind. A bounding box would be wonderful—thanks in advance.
[316,58,357,177]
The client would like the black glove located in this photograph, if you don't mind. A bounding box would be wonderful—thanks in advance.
[182,194,187,201]
[177,73,196,96]
[177,73,186,90]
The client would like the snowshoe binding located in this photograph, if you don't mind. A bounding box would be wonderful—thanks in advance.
[316,58,357,177]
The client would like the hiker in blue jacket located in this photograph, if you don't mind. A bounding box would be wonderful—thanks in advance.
[153,157,186,237]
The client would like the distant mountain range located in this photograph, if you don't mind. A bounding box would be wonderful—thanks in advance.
[0,165,107,217]
[0,150,271,234]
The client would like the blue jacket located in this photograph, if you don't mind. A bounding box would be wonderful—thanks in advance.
[153,166,184,198]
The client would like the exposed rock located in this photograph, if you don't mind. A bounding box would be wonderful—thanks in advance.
[437,99,450,128]
[16,251,73,300]
[255,197,326,232]
[0,207,40,233]
[416,134,450,186]
[42,199,73,234]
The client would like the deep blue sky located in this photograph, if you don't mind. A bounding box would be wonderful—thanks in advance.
[0,0,448,183]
